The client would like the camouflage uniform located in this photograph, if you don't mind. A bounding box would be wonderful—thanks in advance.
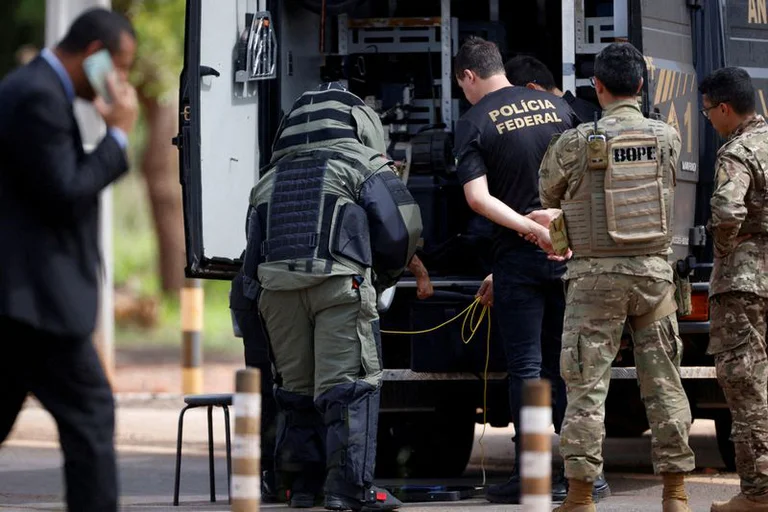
[708,115,768,497]
[539,99,696,481]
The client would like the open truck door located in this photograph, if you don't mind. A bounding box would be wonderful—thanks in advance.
[175,0,277,280]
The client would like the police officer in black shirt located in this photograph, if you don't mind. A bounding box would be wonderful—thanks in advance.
[505,55,602,125]
[453,36,610,504]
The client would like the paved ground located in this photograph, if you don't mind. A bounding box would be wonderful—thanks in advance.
[0,394,741,511]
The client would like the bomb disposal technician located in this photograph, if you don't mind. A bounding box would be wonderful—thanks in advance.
[238,82,421,512]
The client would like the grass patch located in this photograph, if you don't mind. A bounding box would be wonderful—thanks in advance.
[115,281,242,356]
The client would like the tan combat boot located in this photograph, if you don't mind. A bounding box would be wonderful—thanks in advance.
[711,492,768,511]
[662,473,691,512]
[553,479,597,512]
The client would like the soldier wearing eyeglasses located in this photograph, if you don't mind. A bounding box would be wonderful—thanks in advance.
[700,67,768,512]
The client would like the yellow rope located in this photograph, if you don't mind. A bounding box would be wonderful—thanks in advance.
[381,296,492,487]
[380,297,483,336]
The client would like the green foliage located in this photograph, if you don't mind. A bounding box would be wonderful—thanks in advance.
[116,0,186,103]
[113,166,239,353]
[14,0,46,26]
[0,0,45,78]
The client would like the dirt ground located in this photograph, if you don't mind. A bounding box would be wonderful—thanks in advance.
[112,347,242,394]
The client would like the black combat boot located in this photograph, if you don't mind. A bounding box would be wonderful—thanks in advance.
[325,482,402,511]
[485,471,522,504]
[273,389,327,508]
[486,435,523,504]
[260,461,280,503]
[288,467,326,508]
[551,467,611,503]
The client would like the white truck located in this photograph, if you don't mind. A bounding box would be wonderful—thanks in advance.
[174,0,768,477]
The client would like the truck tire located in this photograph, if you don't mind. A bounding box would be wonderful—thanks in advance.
[410,130,454,174]
[375,402,476,478]
[714,410,737,471]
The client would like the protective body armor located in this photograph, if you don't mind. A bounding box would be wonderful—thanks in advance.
[720,118,768,236]
[241,84,422,296]
[561,114,676,257]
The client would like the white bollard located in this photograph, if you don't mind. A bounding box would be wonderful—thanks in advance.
[232,369,261,511]
[521,379,552,512]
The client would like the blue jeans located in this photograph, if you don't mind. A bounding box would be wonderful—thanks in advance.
[493,245,567,466]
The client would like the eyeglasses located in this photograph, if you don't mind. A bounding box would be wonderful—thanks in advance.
[700,103,721,119]
[590,76,596,87]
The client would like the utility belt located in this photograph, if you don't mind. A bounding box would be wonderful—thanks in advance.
[550,211,691,320]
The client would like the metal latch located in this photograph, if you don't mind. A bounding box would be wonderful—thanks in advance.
[182,105,191,122]
[235,10,278,90]
[689,225,707,247]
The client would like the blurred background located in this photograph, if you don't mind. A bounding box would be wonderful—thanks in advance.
[1,0,241,391]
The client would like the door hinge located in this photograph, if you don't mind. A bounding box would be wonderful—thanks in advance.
[690,225,707,247]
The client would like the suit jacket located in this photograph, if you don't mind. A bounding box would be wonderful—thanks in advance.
[0,56,128,338]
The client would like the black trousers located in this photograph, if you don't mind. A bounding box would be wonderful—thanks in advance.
[0,316,117,511]
[236,309,278,469]
[493,246,568,467]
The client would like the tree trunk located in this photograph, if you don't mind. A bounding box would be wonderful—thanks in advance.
[138,91,185,294]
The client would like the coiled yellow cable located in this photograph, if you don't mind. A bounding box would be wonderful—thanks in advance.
[382,296,492,487]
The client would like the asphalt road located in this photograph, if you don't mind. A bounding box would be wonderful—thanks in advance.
[0,398,740,511]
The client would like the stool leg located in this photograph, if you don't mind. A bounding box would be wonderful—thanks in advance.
[223,405,232,504]
[173,405,193,506]
[208,405,216,502]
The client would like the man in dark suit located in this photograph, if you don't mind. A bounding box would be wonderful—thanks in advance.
[0,8,138,511]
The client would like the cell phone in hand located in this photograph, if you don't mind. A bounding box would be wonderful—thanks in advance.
[83,49,114,103]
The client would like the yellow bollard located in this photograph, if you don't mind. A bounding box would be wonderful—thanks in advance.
[180,278,203,394]
[521,379,552,512]
[232,368,261,511]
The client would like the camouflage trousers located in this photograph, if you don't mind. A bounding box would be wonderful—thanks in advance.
[710,291,768,496]
[559,274,696,481]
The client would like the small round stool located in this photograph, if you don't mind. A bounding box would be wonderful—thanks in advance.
[172,393,233,506]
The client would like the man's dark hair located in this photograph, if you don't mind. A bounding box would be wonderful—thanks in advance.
[699,67,756,115]
[594,42,645,97]
[454,36,505,80]
[58,8,136,54]
[505,55,556,90]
